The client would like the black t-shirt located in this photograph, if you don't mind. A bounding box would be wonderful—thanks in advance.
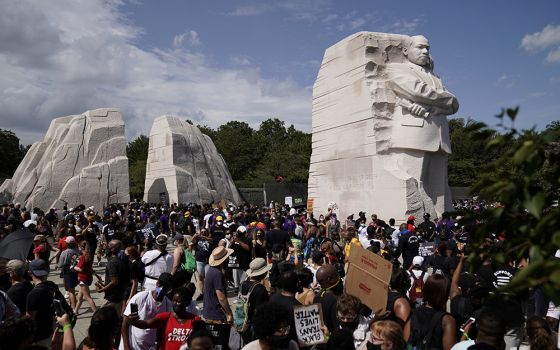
[129,259,145,284]
[231,238,252,270]
[211,227,225,249]
[253,241,267,259]
[103,224,116,241]
[194,235,211,262]
[240,280,269,324]
[270,293,301,341]
[266,229,290,254]
[476,264,518,291]
[314,292,339,332]
[8,280,34,314]
[26,282,56,341]
[202,266,227,320]
[104,256,127,302]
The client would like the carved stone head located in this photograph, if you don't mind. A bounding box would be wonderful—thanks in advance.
[403,35,430,67]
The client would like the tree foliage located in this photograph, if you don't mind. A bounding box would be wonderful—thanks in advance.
[199,118,311,187]
[127,135,149,198]
[459,108,560,303]
[0,129,29,181]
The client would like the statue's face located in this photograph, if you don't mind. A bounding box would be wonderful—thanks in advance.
[406,36,430,66]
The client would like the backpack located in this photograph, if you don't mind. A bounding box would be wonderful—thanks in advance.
[234,281,258,333]
[181,248,197,273]
[408,271,425,307]
[408,308,446,350]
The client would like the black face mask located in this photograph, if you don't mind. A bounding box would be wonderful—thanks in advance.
[0,274,10,286]
[105,248,112,258]
[366,342,382,350]
[339,317,359,331]
[269,335,291,349]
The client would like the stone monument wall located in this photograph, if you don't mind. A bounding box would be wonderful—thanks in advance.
[143,116,242,205]
[0,108,130,211]
[308,32,456,222]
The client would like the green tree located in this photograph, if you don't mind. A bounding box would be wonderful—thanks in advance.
[0,129,29,180]
[127,135,149,197]
[462,108,560,303]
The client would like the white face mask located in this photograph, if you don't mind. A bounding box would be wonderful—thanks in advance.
[225,234,232,240]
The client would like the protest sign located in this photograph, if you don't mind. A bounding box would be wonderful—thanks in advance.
[135,227,157,244]
[345,245,392,312]
[418,242,436,257]
[306,198,314,213]
[293,303,325,346]
[285,196,293,207]
[204,323,231,350]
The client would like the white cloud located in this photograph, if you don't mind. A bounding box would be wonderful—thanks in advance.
[521,24,560,51]
[0,0,311,144]
[231,55,252,66]
[226,5,266,17]
[546,47,560,63]
[387,18,423,35]
[349,18,366,30]
[173,30,201,48]
[496,73,516,89]
[521,24,560,64]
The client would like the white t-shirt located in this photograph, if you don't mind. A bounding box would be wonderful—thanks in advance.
[242,339,298,350]
[141,249,173,291]
[119,291,172,350]
[451,340,475,350]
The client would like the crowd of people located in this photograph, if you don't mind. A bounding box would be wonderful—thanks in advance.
[0,200,558,350]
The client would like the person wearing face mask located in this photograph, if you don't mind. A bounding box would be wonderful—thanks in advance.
[357,320,405,350]
[242,301,298,350]
[120,273,174,350]
[314,264,344,332]
[337,293,374,348]
[211,216,226,249]
[129,284,201,350]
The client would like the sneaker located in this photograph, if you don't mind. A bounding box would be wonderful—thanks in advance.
[64,292,69,299]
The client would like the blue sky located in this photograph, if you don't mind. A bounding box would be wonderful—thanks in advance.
[1,0,559,144]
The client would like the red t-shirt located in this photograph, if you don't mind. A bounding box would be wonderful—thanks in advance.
[76,255,93,282]
[155,312,200,350]
[57,239,68,252]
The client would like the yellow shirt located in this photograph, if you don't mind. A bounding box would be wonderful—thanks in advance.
[345,237,362,257]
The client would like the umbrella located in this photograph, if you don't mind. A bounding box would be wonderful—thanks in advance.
[0,228,35,260]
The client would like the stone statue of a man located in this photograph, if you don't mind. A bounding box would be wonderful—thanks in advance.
[384,35,459,217]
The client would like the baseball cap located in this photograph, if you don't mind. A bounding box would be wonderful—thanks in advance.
[408,215,416,221]
[412,256,424,267]
[215,216,223,221]
[29,259,50,277]
[65,236,76,244]
[156,234,168,246]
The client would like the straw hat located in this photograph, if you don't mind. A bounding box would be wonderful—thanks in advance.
[246,258,271,277]
[209,246,234,267]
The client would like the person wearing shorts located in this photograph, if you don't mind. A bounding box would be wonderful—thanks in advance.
[73,240,97,314]
[58,236,80,310]
[193,228,212,300]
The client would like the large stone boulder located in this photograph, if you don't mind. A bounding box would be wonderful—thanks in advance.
[308,32,458,221]
[0,108,130,211]
[143,116,242,205]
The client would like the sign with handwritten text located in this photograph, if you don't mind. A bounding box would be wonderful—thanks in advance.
[293,303,325,346]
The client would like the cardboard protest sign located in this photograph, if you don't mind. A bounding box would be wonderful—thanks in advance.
[306,198,314,213]
[293,303,325,346]
[418,242,436,257]
[345,245,392,312]
[204,323,231,350]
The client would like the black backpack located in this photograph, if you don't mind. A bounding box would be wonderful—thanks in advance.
[408,307,446,350]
